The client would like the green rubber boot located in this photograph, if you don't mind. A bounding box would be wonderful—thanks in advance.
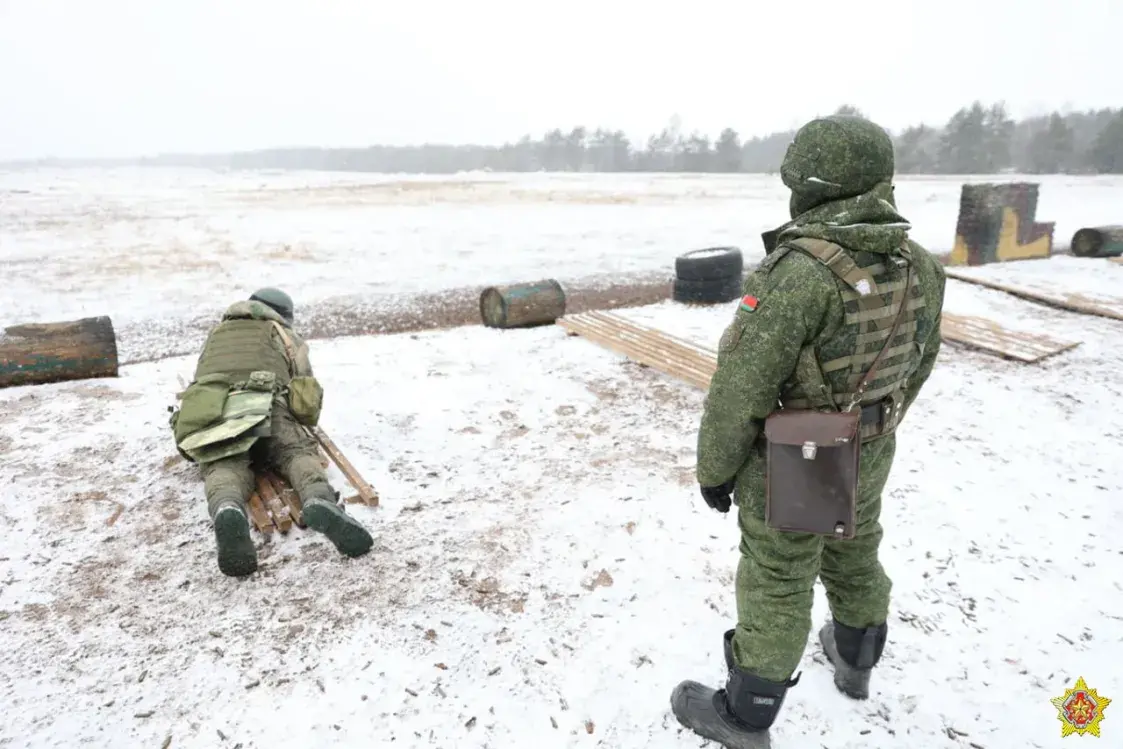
[302,497,374,558]
[213,500,257,577]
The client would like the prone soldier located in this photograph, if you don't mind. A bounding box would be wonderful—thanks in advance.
[170,287,374,577]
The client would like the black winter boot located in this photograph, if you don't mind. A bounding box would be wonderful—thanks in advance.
[671,643,799,749]
[213,499,257,577]
[723,629,734,670]
[302,491,374,558]
[818,619,887,700]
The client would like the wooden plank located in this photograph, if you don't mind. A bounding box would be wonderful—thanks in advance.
[269,472,305,527]
[246,492,274,536]
[941,313,1080,363]
[256,474,293,533]
[944,267,1123,322]
[309,426,380,507]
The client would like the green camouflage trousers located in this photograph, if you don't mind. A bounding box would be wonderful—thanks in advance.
[200,401,333,519]
[731,435,896,682]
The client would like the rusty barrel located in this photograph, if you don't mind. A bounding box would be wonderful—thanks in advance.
[479,279,567,329]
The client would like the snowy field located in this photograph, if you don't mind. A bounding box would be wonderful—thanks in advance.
[3,168,1123,343]
[1,248,1122,748]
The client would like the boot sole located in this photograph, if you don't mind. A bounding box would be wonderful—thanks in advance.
[818,624,870,700]
[214,507,257,577]
[303,501,373,558]
[670,681,772,749]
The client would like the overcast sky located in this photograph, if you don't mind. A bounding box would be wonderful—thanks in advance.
[1,0,1119,160]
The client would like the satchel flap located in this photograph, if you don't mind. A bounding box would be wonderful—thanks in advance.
[764,410,859,446]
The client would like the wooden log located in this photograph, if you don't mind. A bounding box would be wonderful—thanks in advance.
[309,426,380,506]
[479,279,566,329]
[1071,226,1123,258]
[0,316,118,389]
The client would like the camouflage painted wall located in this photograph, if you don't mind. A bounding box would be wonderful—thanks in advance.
[948,182,1054,266]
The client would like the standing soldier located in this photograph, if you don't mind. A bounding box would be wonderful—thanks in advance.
[670,115,946,747]
[170,287,374,577]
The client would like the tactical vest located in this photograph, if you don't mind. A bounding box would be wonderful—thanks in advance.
[193,317,292,386]
[776,237,926,441]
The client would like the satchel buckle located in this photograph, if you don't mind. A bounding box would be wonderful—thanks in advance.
[801,441,817,459]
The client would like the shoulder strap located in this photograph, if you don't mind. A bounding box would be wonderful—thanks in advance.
[844,262,913,412]
[784,237,877,297]
[269,321,297,377]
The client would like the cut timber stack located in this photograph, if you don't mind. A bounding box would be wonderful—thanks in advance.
[557,309,1079,391]
[0,316,118,389]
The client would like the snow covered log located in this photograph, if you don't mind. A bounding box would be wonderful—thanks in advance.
[479,279,567,329]
[0,316,119,389]
[1071,226,1123,258]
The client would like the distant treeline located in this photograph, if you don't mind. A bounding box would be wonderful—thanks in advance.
[9,102,1123,175]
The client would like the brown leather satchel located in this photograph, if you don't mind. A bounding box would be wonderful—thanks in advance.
[763,263,914,540]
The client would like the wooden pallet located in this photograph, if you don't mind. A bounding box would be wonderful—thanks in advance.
[246,425,379,536]
[944,267,1123,322]
[940,313,1079,363]
[557,310,717,389]
[557,309,1078,389]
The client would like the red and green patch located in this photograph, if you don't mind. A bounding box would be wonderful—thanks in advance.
[739,295,759,312]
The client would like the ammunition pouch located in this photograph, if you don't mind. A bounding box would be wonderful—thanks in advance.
[286,375,323,426]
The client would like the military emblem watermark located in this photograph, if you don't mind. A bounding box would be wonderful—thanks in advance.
[1051,676,1110,737]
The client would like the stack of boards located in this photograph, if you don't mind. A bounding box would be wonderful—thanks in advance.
[557,307,1081,397]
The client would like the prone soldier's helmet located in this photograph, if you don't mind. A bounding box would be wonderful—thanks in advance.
[249,287,294,325]
[780,114,895,218]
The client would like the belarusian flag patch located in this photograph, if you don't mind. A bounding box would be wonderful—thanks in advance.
[739,295,759,312]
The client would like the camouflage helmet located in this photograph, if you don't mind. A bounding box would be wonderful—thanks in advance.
[249,287,294,325]
[780,114,895,217]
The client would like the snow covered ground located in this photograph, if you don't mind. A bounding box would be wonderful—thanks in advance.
[1,253,1121,748]
[2,168,1122,335]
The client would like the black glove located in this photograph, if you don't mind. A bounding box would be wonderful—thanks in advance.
[699,478,736,513]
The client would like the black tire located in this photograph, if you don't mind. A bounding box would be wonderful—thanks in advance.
[673,274,743,305]
[675,247,743,282]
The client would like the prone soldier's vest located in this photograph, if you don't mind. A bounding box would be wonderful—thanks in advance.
[775,237,927,442]
[194,315,292,387]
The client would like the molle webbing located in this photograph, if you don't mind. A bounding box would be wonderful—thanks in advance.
[780,237,924,438]
[194,318,292,386]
